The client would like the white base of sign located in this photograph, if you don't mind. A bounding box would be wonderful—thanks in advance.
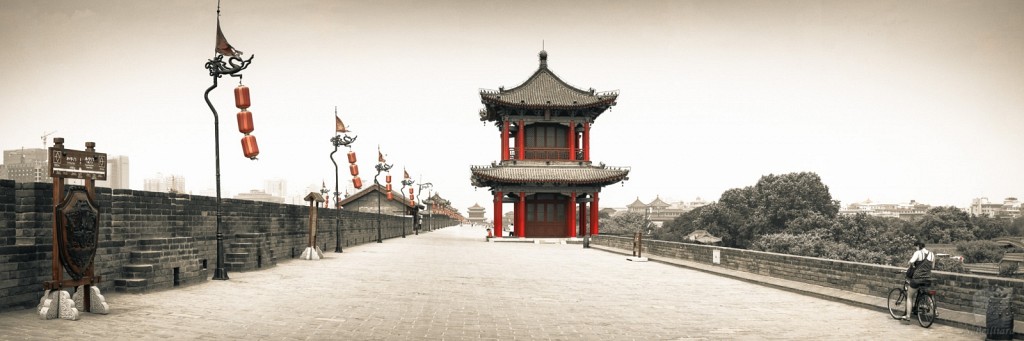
[300,246,324,260]
[73,285,110,314]
[37,290,79,320]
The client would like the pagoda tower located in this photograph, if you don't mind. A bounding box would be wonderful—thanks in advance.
[470,50,629,238]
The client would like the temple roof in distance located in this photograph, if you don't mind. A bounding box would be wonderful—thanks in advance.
[648,196,671,208]
[627,197,647,208]
[478,50,618,121]
[470,160,629,187]
[337,183,415,209]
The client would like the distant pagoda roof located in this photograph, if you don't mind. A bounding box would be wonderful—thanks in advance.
[648,196,670,208]
[468,203,484,210]
[470,160,629,187]
[337,183,415,209]
[627,197,647,208]
[479,50,618,121]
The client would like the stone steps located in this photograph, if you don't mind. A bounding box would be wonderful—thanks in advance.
[114,237,208,293]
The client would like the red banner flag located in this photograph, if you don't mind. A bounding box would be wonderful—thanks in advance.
[215,19,242,57]
[335,115,349,133]
[403,169,411,179]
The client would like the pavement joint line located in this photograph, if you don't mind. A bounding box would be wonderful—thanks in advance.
[590,243,1023,336]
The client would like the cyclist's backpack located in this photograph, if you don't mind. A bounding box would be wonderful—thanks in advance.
[910,251,933,288]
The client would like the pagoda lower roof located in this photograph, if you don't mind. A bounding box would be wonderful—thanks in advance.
[470,161,629,186]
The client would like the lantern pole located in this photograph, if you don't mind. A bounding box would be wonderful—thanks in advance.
[203,50,253,281]
[329,115,356,252]
[400,176,414,239]
[417,181,432,234]
[374,159,392,243]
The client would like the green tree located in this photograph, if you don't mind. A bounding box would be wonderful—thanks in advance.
[600,211,652,236]
[915,206,976,243]
[972,214,1012,240]
[750,172,839,235]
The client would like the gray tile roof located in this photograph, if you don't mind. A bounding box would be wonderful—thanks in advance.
[480,68,618,108]
[470,161,629,186]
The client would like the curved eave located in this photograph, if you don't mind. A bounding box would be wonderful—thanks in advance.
[469,165,629,187]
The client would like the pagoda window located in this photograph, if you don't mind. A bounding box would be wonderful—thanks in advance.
[524,123,569,160]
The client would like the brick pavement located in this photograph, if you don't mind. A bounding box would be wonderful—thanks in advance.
[0,225,983,340]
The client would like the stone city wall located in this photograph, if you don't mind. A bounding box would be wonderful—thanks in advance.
[592,235,1024,321]
[0,180,457,311]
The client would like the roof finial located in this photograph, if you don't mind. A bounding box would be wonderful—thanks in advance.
[538,41,548,69]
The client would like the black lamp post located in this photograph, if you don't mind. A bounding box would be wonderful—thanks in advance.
[400,175,414,238]
[417,181,432,234]
[203,44,252,281]
[329,112,356,252]
[374,158,392,243]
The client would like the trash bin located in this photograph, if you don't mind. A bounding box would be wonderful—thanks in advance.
[986,293,1014,341]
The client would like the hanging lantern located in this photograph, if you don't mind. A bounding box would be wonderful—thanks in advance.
[352,177,363,189]
[387,192,393,201]
[347,151,357,164]
[386,175,392,184]
[408,188,414,195]
[236,110,254,134]
[409,194,414,201]
[385,184,392,192]
[241,135,259,159]
[349,164,359,176]
[234,85,251,109]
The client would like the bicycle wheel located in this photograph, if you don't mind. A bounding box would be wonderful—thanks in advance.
[916,294,936,327]
[887,288,906,319]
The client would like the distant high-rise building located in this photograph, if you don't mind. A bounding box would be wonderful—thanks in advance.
[143,173,186,193]
[235,189,284,204]
[1,148,51,183]
[96,155,130,189]
[264,178,287,198]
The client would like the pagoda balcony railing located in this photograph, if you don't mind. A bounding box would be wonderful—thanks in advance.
[508,147,584,160]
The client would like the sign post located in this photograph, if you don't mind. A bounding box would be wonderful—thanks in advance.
[301,192,325,260]
[38,138,110,320]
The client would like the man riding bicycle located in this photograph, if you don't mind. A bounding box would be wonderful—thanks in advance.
[903,241,934,320]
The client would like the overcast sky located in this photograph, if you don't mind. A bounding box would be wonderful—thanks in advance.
[1,0,1022,213]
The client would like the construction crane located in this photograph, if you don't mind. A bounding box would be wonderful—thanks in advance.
[41,130,57,149]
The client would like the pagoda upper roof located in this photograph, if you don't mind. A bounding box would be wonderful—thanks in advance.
[478,51,618,121]
[468,203,484,210]
[470,160,629,187]
[648,196,671,208]
[627,197,647,208]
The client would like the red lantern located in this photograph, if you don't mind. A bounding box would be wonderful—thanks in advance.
[352,177,363,189]
[347,151,357,164]
[234,85,251,109]
[386,175,392,184]
[387,192,393,201]
[241,135,259,159]
[237,110,254,134]
[409,194,414,201]
[408,188,414,195]
[385,184,392,192]
[349,164,359,176]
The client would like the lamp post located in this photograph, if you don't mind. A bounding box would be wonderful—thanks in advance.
[417,181,432,234]
[329,113,356,252]
[399,175,414,238]
[374,156,392,243]
[319,182,329,208]
[203,40,253,281]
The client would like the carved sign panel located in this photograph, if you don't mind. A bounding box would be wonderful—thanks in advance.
[57,189,100,280]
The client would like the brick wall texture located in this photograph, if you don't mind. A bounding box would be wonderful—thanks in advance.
[592,235,1023,320]
[0,181,457,311]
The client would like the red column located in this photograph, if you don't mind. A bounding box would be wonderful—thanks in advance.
[567,192,577,237]
[516,120,525,160]
[582,121,590,161]
[517,192,526,237]
[591,192,600,235]
[501,120,510,161]
[579,201,588,237]
[493,191,503,238]
[568,120,575,161]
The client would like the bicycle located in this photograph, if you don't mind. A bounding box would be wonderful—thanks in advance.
[887,272,938,328]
